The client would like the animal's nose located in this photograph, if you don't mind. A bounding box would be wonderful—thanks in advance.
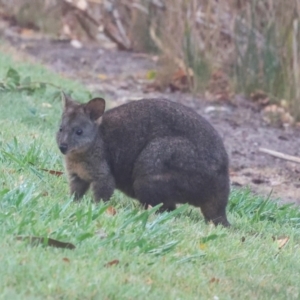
[59,144,68,154]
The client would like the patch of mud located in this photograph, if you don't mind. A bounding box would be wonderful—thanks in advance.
[2,30,300,204]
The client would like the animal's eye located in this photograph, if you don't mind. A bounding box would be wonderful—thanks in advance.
[59,127,63,132]
[76,128,83,135]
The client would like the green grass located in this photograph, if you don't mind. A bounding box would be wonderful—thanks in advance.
[0,50,300,300]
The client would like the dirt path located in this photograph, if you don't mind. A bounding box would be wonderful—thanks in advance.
[2,29,300,204]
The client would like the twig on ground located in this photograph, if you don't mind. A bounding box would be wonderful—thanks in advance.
[259,148,300,164]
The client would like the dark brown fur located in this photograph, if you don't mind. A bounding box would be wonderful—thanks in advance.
[56,94,230,226]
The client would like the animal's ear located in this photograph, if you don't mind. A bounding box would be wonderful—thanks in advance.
[62,92,76,109]
[84,98,106,122]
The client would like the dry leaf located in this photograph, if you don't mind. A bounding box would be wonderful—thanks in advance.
[30,133,39,139]
[277,236,289,250]
[98,74,108,80]
[42,102,52,108]
[199,243,207,250]
[40,169,64,176]
[262,105,294,127]
[169,68,193,92]
[250,90,269,107]
[252,177,267,185]
[209,277,220,284]
[104,259,119,267]
[3,168,15,174]
[145,277,153,285]
[143,82,161,93]
[70,39,83,49]
[96,229,107,239]
[207,70,231,102]
[16,236,75,250]
[20,28,36,37]
[106,206,117,216]
[63,257,70,263]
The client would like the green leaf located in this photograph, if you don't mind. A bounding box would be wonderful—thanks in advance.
[38,82,46,94]
[176,253,206,264]
[21,76,31,86]
[200,233,226,244]
[5,81,17,90]
[6,68,20,86]
[51,90,62,101]
[146,70,157,80]
[77,232,94,242]
[147,240,179,255]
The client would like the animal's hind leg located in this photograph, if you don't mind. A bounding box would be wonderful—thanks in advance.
[133,137,200,212]
[133,175,177,212]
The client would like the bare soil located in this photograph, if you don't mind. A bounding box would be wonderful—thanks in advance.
[1,27,300,205]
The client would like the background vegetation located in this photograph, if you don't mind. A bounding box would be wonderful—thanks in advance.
[1,0,300,121]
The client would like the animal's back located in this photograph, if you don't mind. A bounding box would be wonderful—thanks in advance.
[100,99,228,197]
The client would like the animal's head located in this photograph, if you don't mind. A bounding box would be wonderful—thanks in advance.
[56,93,106,155]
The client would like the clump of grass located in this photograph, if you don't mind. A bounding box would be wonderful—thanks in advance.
[229,189,300,226]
